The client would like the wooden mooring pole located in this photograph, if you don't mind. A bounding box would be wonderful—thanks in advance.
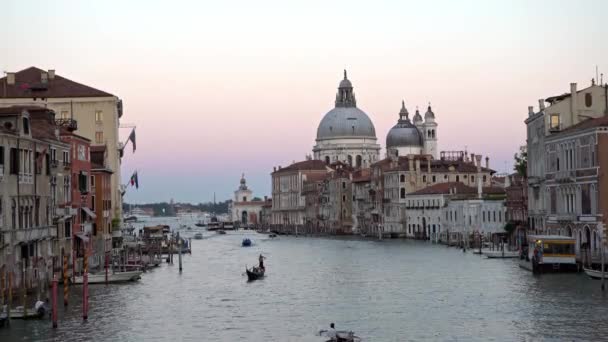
[52,275,58,328]
[63,254,69,306]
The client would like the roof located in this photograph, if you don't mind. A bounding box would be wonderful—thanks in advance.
[352,168,371,183]
[554,116,608,135]
[372,156,495,174]
[316,106,377,140]
[0,67,114,98]
[273,159,328,174]
[0,105,49,115]
[409,182,506,196]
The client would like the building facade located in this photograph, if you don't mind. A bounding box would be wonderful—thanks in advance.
[0,67,125,225]
[230,174,265,226]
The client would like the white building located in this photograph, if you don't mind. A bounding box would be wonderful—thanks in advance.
[313,71,380,168]
[230,174,265,226]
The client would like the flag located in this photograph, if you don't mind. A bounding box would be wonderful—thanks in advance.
[130,171,139,189]
[128,128,136,152]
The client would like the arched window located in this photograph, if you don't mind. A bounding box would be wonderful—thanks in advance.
[456,175,460,182]
[356,155,362,168]
[325,156,330,164]
[347,155,353,166]
[585,93,592,107]
[428,130,431,138]
[400,175,405,182]
[400,188,406,199]
[423,175,427,183]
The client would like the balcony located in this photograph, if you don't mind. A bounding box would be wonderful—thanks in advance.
[555,170,575,183]
[15,226,55,243]
[55,118,78,132]
[555,213,577,222]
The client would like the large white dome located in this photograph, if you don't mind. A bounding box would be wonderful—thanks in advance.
[316,107,377,140]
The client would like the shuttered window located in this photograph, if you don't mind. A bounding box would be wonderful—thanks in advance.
[9,148,18,174]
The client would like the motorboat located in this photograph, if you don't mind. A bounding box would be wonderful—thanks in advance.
[72,270,143,284]
[194,232,203,240]
[519,235,577,273]
[217,230,226,235]
[268,233,277,238]
[318,329,361,342]
[583,268,608,280]
[483,250,519,258]
[246,266,264,281]
[242,238,252,247]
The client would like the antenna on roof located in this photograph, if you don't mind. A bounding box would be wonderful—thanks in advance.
[597,65,599,85]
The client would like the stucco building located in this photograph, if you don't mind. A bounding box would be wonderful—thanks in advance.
[230,174,265,226]
[0,67,125,224]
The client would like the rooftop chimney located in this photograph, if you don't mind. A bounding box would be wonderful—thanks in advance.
[470,153,475,166]
[485,156,489,169]
[528,106,534,117]
[48,69,55,80]
[538,99,545,111]
[6,72,15,85]
[475,155,483,199]
[570,83,578,123]
[273,166,276,172]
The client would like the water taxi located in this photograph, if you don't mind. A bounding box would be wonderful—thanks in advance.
[519,235,577,273]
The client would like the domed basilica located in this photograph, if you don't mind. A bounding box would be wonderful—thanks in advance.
[313,71,438,166]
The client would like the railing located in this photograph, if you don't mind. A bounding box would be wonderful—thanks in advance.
[555,170,576,182]
[55,118,78,131]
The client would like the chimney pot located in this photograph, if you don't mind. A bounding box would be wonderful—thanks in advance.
[470,153,475,165]
[6,72,15,85]
[48,69,55,80]
[570,82,577,94]
[528,106,534,116]
[485,156,489,169]
[538,99,545,111]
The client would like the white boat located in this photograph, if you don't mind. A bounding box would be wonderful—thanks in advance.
[583,268,608,280]
[72,270,143,284]
[483,250,519,258]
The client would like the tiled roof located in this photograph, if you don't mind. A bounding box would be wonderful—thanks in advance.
[0,67,114,98]
[409,182,506,196]
[556,116,608,135]
[273,159,328,174]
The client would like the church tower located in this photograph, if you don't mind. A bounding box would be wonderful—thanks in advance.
[422,104,438,159]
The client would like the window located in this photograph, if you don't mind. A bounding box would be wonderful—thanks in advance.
[78,171,88,194]
[342,182,346,189]
[22,118,30,135]
[95,131,103,144]
[483,211,486,222]
[471,176,475,183]
[0,146,4,169]
[91,195,96,211]
[356,155,362,168]
[9,148,18,174]
[400,188,406,199]
[63,151,70,165]
[423,176,427,183]
[325,156,330,164]
[550,114,560,130]
[432,176,436,183]
[585,93,592,107]
[347,155,353,166]
[493,211,496,222]
[60,111,69,120]
[400,175,405,182]
[483,175,487,183]
[456,175,460,182]
[95,110,103,123]
[243,196,247,202]
[78,145,86,161]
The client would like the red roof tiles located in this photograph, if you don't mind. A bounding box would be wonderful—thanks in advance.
[0,67,114,99]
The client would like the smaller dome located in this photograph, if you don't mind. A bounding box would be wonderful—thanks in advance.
[424,105,435,119]
[339,70,352,88]
[386,102,423,149]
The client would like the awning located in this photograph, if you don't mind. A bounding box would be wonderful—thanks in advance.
[82,207,97,219]
[75,232,89,243]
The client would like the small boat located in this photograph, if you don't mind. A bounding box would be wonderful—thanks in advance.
[483,250,519,259]
[194,232,203,240]
[583,268,608,280]
[72,270,143,284]
[242,238,252,247]
[187,226,192,230]
[217,230,226,235]
[8,305,47,320]
[194,222,206,227]
[246,266,265,281]
[268,233,277,238]
[318,330,361,342]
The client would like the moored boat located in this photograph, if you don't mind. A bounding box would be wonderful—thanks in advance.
[194,232,203,239]
[483,250,519,258]
[519,235,577,273]
[583,267,608,280]
[318,330,361,342]
[242,238,252,247]
[72,270,143,284]
[217,230,226,235]
[246,266,265,281]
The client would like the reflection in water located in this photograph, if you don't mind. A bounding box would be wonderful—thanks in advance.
[2,217,608,341]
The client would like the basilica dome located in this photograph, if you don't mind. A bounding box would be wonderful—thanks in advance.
[316,71,376,140]
[386,101,423,149]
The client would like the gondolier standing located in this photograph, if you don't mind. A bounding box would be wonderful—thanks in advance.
[258,254,265,271]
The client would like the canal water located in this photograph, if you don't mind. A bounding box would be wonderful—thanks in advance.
[2,219,608,341]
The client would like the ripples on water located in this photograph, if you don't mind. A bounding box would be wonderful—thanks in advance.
[2,218,608,341]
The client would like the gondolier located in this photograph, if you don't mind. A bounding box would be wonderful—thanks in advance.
[259,254,266,271]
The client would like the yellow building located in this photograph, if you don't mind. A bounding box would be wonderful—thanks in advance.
[0,67,124,221]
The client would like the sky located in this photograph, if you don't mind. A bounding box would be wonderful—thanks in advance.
[2,0,608,204]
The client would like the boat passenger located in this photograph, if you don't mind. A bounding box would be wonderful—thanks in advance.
[327,323,337,340]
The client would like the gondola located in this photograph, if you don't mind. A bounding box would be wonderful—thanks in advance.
[246,266,265,281]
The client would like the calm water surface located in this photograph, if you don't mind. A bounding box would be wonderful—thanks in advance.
[2,218,608,341]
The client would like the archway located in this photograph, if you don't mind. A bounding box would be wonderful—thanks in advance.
[241,211,248,225]
[356,155,362,168]
[347,155,353,166]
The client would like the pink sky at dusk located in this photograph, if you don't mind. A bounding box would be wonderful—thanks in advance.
[3,0,607,203]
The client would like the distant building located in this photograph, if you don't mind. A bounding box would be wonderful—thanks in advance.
[504,173,528,249]
[230,174,265,226]
[91,145,113,262]
[271,159,329,227]
[319,163,354,234]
